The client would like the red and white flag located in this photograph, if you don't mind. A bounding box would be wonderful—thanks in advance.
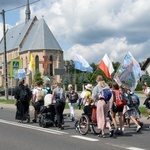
[98,53,114,79]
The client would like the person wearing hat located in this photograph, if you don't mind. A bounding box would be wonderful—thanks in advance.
[82,84,93,119]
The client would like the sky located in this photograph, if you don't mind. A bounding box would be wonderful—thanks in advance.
[0,0,150,64]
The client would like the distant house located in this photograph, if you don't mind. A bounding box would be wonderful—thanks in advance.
[141,57,150,75]
[0,2,64,87]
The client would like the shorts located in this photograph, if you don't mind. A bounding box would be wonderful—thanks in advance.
[112,103,123,113]
[34,101,44,112]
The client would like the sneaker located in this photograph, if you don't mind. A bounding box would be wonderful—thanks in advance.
[98,133,105,138]
[114,128,119,134]
[32,119,37,123]
[61,124,64,130]
[57,127,62,130]
[70,117,75,122]
[27,115,30,123]
[109,129,114,137]
[18,120,23,123]
[101,134,106,138]
[136,125,141,132]
[139,122,143,128]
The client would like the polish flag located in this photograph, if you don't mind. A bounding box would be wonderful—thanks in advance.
[98,53,114,79]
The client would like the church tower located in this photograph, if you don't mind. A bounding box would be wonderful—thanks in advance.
[25,0,31,22]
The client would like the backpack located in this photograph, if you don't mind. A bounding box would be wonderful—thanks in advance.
[113,90,127,107]
[19,87,29,102]
[55,88,65,102]
[126,93,134,107]
[68,90,78,103]
[98,88,112,101]
[46,88,52,94]
[37,89,45,101]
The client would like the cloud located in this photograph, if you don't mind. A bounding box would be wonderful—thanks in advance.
[0,0,150,64]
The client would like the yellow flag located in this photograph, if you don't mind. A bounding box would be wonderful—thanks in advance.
[29,54,35,72]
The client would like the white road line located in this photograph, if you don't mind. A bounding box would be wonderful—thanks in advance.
[126,147,146,150]
[106,143,147,150]
[0,119,68,135]
[71,135,99,141]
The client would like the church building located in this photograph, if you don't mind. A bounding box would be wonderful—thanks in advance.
[0,1,64,88]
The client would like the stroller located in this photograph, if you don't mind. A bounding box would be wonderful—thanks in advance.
[39,105,56,128]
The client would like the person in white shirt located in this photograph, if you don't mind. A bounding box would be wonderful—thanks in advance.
[32,81,44,123]
[142,83,150,120]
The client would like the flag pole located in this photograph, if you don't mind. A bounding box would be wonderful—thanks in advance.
[90,67,99,82]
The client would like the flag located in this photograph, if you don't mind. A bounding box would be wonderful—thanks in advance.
[98,53,114,79]
[29,54,35,72]
[74,54,93,73]
[114,51,142,91]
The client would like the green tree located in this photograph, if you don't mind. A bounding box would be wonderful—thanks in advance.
[33,70,44,85]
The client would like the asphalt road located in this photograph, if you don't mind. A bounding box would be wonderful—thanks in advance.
[0,108,150,150]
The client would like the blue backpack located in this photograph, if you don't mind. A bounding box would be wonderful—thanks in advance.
[98,88,112,101]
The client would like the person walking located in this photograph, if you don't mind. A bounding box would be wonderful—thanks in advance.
[51,80,66,130]
[142,83,150,129]
[66,84,78,122]
[109,83,124,135]
[14,79,31,123]
[32,81,45,123]
[92,76,114,138]
[142,83,150,119]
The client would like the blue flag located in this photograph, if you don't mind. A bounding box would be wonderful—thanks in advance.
[74,54,93,73]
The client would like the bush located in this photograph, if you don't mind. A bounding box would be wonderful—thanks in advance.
[135,83,142,91]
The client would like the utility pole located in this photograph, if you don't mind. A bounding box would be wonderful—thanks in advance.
[1,9,8,100]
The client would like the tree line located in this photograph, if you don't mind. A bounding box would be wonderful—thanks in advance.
[33,60,150,91]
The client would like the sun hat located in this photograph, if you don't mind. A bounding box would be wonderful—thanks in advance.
[68,84,73,88]
[85,84,93,91]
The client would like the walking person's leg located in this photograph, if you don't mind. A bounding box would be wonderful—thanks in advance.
[68,102,73,121]
[60,102,65,129]
[72,103,76,121]
[97,101,106,137]
[55,102,61,129]
[118,112,123,133]
[105,103,114,137]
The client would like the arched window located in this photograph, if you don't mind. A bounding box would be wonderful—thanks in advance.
[35,55,39,71]
[26,57,28,68]
[21,58,23,68]
[49,55,53,76]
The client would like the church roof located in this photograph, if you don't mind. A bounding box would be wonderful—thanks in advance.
[0,16,62,54]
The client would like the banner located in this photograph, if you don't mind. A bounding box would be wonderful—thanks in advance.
[114,51,141,91]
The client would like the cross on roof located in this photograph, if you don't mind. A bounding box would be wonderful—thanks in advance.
[39,56,52,74]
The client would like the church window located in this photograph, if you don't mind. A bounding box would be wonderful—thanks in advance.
[35,55,39,71]
[49,55,53,76]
